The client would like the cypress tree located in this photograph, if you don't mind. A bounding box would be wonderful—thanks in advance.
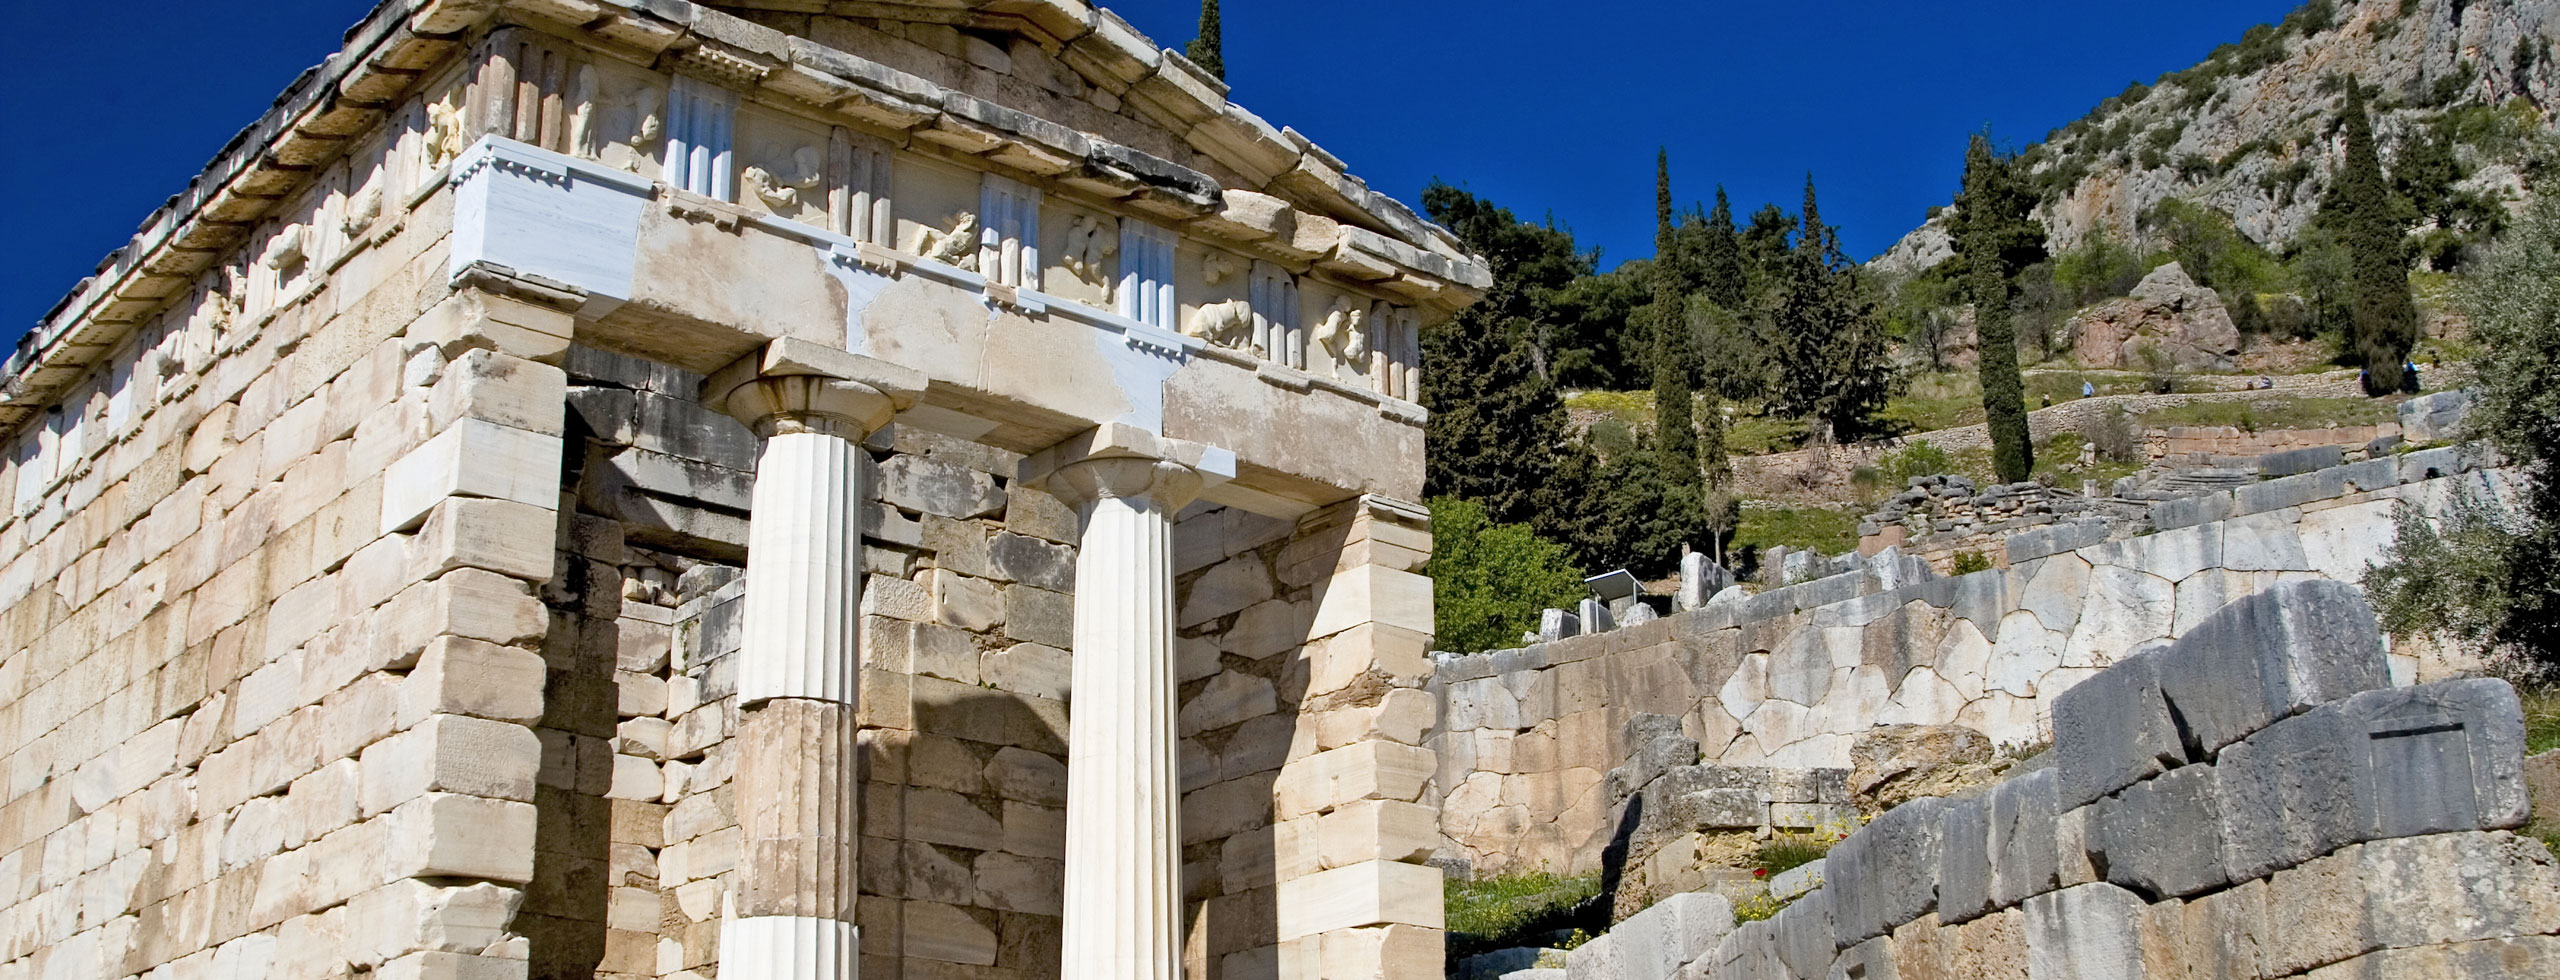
[1699,187,1746,311]
[1185,0,1225,81]
[1652,150,1700,487]
[2335,80,2419,394]
[1952,133,2049,483]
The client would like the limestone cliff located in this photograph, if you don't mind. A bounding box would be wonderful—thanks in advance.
[1875,0,2560,275]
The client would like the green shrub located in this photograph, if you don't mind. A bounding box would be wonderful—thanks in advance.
[1445,870,1604,960]
[1589,418,1636,460]
[2525,687,2560,756]
[1728,416,1813,456]
[1753,834,1832,877]
[1427,498,1588,654]
[1734,505,1862,559]
[1952,551,1995,575]
[2136,396,2394,431]
[2082,404,2144,462]
[1880,439,1956,487]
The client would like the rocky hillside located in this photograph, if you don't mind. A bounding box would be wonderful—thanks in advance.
[1877,0,2560,274]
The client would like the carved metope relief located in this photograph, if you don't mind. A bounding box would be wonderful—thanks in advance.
[1313,295,1371,381]
[1062,213,1119,288]
[423,97,465,176]
[917,212,981,271]
[743,142,824,216]
[1185,299,1254,349]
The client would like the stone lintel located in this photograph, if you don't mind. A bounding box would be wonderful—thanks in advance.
[705,339,928,435]
[1016,421,1237,492]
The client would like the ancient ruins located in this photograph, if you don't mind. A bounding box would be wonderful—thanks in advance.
[4,2,2558,980]
[0,1,1476,978]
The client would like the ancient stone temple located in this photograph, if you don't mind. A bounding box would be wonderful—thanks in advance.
[0,2,1484,978]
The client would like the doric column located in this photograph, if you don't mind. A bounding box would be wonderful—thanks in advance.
[707,340,924,980]
[1021,424,1235,980]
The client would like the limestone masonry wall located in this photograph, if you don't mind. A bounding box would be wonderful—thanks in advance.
[1553,581,2559,980]
[1428,447,2509,877]
[0,60,577,980]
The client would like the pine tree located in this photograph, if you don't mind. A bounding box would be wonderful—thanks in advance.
[1699,187,1746,312]
[2334,80,2420,395]
[1952,133,2049,483]
[1185,0,1225,81]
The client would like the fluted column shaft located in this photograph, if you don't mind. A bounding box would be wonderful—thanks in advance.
[1049,456,1204,980]
[711,347,920,980]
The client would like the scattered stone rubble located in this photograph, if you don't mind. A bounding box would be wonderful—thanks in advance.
[1856,475,2106,573]
[1542,581,2559,980]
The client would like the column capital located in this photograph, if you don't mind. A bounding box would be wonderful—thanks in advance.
[1018,422,1237,512]
[708,338,927,438]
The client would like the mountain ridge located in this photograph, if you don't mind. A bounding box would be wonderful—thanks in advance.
[1876,0,2560,276]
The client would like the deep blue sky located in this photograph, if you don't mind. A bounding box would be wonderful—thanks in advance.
[1,0,2305,341]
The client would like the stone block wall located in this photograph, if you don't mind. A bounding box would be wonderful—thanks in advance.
[2156,422,2400,459]
[1430,450,2512,878]
[0,67,581,980]
[1597,581,2560,980]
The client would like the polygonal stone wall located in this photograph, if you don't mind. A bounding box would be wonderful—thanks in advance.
[1429,454,2516,876]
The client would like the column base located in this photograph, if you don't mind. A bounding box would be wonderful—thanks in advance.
[721,915,858,980]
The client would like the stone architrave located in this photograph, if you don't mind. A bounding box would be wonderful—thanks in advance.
[707,340,924,980]
[1020,423,1235,980]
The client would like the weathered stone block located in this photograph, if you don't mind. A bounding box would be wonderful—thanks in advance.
[1829,796,1947,946]
[1609,891,1732,980]
[2150,493,2231,532]
[386,793,538,884]
[2022,883,2146,980]
[2092,764,2227,899]
[2151,580,2387,757]
[2358,831,2560,950]
[1988,768,2061,908]
[879,455,1005,520]
[2215,704,2362,883]
[401,636,545,727]
[380,418,563,535]
[1273,860,1442,941]
[2259,445,2345,478]
[2335,678,2531,837]
[1690,788,1764,829]
[359,715,542,815]
[1938,797,1994,926]
[1563,930,1617,980]
[988,531,1075,592]
[1755,888,1827,976]
[2051,652,2183,809]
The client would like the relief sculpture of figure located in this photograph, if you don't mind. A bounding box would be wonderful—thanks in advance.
[568,65,600,159]
[1061,213,1117,286]
[743,144,823,213]
[1313,296,1370,379]
[423,98,465,171]
[342,184,383,238]
[1203,253,1238,286]
[919,211,980,271]
[1185,298,1254,349]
